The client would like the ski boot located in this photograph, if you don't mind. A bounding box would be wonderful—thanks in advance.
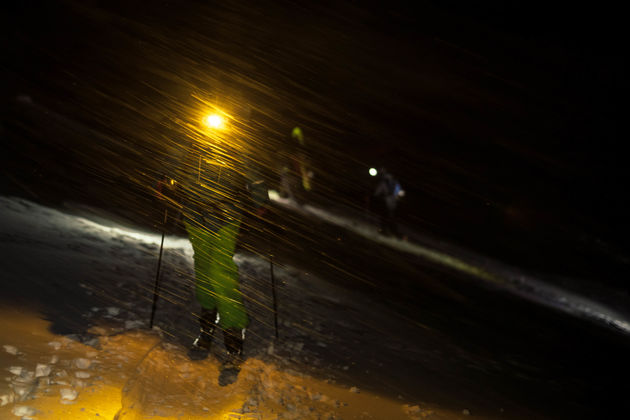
[218,328,245,386]
[187,308,217,361]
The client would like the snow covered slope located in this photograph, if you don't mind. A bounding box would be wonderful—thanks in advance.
[2,193,628,419]
[269,191,630,335]
[0,196,486,419]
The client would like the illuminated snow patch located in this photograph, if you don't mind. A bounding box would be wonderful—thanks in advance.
[0,196,192,254]
[73,216,192,252]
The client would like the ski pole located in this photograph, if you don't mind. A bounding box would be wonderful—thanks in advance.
[270,254,279,339]
[149,209,168,329]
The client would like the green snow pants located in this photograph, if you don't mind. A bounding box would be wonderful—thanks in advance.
[184,220,249,330]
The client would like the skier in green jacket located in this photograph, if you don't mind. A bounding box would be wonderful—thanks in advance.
[158,103,267,384]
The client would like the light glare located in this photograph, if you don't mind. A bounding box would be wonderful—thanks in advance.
[204,114,224,129]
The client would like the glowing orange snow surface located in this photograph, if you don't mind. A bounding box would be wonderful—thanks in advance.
[0,306,468,419]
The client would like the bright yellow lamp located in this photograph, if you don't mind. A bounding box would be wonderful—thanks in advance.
[204,113,224,129]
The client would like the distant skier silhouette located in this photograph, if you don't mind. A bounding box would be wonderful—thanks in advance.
[373,167,404,237]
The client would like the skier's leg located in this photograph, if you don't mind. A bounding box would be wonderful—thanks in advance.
[185,218,249,372]
[185,223,219,359]
[387,206,399,237]
[218,327,245,386]
[203,219,250,385]
[188,307,218,360]
[379,203,389,235]
[205,219,248,332]
[186,223,220,312]
[223,327,244,357]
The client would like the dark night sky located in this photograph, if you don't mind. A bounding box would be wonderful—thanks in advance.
[1,0,628,282]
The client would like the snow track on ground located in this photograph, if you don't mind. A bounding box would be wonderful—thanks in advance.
[268,191,630,335]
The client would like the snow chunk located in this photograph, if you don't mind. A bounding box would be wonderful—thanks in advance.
[74,379,87,389]
[74,358,92,369]
[1,394,15,406]
[106,307,121,317]
[124,320,143,330]
[48,341,62,350]
[35,363,51,377]
[11,371,37,400]
[75,371,91,379]
[3,345,18,355]
[8,366,23,376]
[12,405,37,416]
[12,385,34,400]
[60,388,78,402]
[50,355,59,364]
[349,386,360,393]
